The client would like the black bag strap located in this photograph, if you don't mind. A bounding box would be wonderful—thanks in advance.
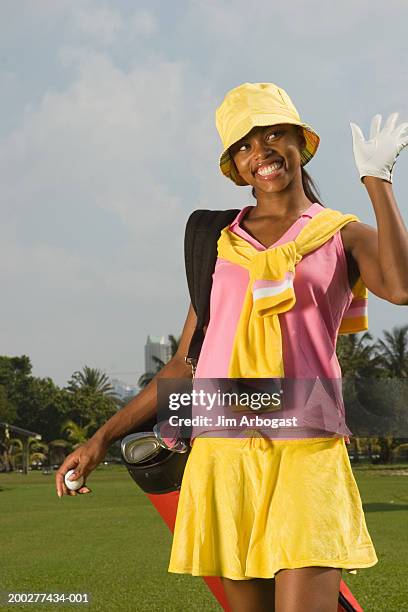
[184,208,240,367]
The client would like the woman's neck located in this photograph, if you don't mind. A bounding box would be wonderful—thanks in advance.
[249,194,313,221]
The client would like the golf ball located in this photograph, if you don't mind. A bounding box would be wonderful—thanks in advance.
[64,469,84,491]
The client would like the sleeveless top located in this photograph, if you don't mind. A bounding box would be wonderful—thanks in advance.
[191,201,354,442]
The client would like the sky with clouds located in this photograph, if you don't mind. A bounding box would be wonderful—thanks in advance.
[1,0,407,387]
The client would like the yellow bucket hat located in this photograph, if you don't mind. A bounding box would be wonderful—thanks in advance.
[215,82,320,186]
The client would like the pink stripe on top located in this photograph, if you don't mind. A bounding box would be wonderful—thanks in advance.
[253,272,294,290]
[342,307,367,319]
[191,201,354,441]
[253,272,294,301]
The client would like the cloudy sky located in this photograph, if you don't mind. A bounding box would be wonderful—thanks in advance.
[1,0,407,387]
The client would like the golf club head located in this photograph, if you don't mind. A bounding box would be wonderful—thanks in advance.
[121,432,163,464]
[120,430,191,494]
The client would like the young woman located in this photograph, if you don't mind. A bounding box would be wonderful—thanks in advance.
[56,82,408,612]
[166,83,408,611]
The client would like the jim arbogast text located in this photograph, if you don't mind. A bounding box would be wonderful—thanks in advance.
[168,415,298,429]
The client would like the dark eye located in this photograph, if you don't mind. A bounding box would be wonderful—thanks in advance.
[266,130,280,140]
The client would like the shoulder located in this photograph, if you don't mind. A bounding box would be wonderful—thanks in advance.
[340,219,378,256]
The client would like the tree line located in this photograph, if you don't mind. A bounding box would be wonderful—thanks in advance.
[0,357,123,471]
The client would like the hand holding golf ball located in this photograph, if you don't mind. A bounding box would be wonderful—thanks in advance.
[64,469,85,491]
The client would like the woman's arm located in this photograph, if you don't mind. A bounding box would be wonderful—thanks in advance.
[56,302,198,496]
[340,177,408,305]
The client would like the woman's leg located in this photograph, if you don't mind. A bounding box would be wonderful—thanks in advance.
[274,566,342,612]
[221,577,276,612]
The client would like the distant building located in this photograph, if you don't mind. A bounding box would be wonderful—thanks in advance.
[145,335,172,373]
[110,378,139,400]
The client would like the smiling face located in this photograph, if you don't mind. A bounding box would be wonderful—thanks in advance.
[229,123,306,193]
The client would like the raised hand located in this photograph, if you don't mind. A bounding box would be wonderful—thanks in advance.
[350,112,408,184]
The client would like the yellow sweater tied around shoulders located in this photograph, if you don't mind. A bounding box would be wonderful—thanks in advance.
[216,207,368,378]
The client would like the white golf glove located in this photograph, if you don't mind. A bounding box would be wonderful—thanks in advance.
[349,112,408,184]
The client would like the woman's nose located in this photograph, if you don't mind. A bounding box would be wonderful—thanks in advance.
[253,142,271,161]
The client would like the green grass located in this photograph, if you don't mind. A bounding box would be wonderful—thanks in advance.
[1,464,407,611]
[0,466,219,612]
[341,466,408,611]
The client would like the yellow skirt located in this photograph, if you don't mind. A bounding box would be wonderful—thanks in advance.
[168,434,378,580]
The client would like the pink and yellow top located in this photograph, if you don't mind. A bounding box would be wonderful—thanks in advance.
[191,201,368,441]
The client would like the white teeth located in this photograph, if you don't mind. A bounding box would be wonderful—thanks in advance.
[257,160,283,175]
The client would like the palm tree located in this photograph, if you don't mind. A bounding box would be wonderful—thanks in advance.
[29,439,49,469]
[168,334,180,358]
[373,324,408,377]
[0,424,12,471]
[391,441,408,462]
[138,334,181,389]
[6,436,23,471]
[137,370,156,389]
[336,331,384,378]
[60,418,96,450]
[6,436,49,472]
[66,366,118,398]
